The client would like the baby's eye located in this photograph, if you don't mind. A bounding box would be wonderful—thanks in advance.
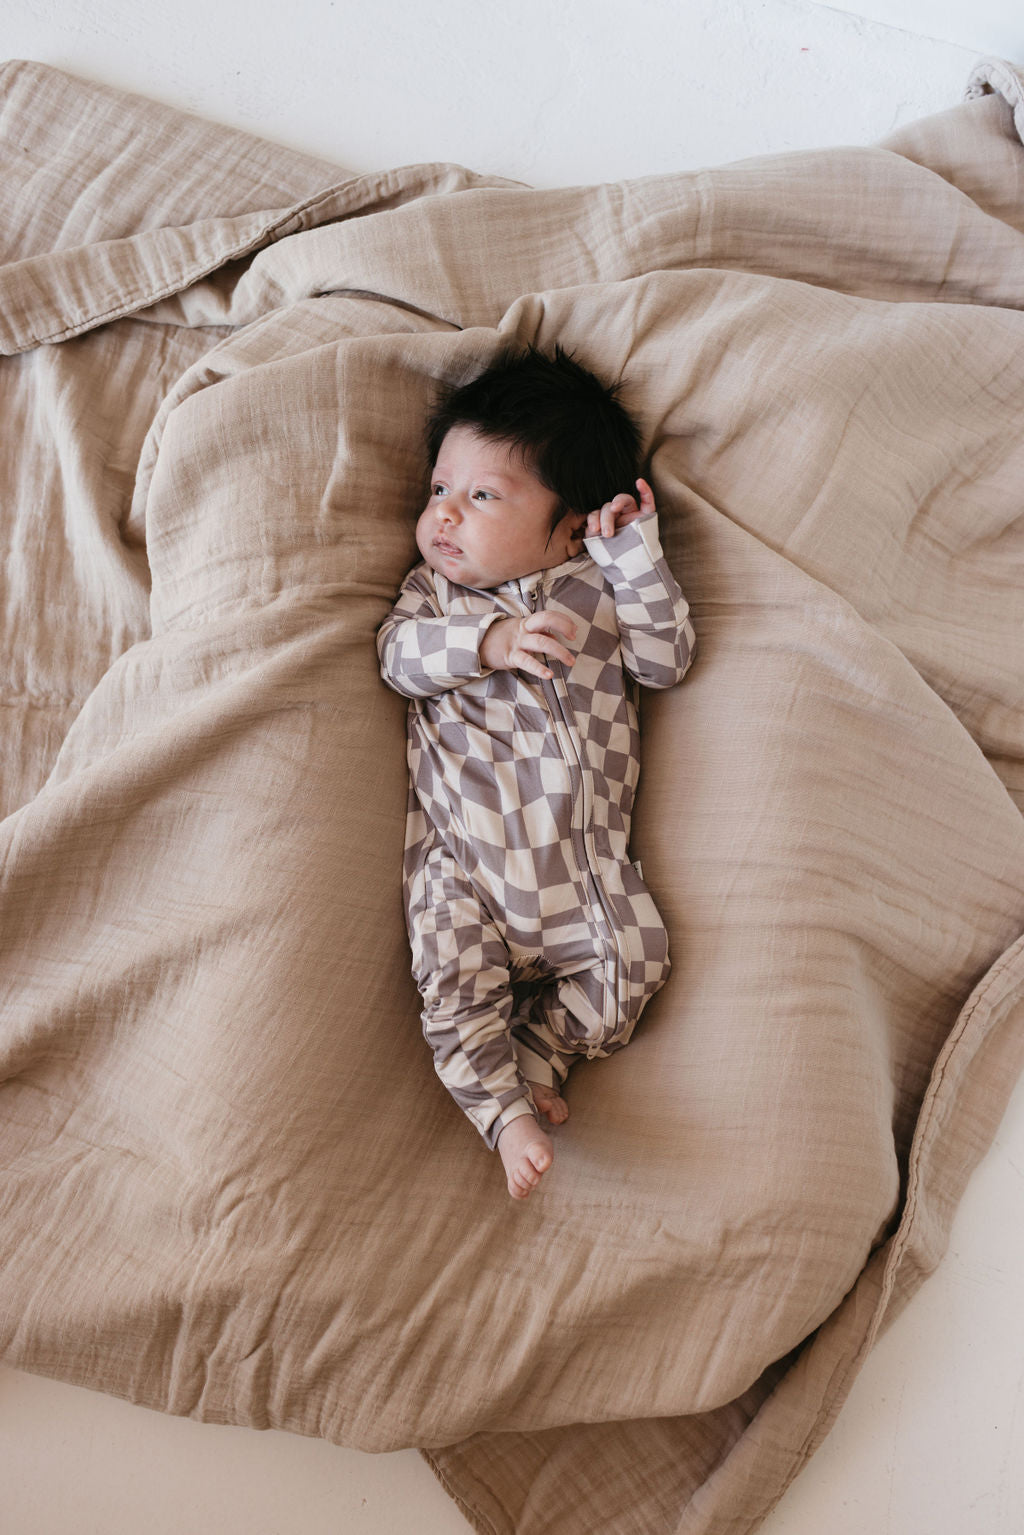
[432,483,448,498]
[472,490,493,501]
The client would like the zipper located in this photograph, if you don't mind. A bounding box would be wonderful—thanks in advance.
[519,577,623,1053]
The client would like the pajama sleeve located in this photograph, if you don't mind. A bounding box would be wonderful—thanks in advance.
[584,512,696,690]
[376,563,505,700]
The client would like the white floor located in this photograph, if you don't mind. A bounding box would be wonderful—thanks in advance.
[3,2,1023,1530]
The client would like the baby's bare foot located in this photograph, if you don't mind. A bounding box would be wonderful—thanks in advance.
[527,1080,569,1125]
[497,1115,554,1200]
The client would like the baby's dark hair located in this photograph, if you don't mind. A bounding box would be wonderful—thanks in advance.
[425,345,643,534]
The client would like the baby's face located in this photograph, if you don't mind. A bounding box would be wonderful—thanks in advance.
[416,427,585,589]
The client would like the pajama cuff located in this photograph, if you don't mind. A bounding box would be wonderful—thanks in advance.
[513,1038,565,1090]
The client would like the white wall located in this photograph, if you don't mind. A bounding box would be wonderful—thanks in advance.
[2,0,988,185]
[824,0,1023,58]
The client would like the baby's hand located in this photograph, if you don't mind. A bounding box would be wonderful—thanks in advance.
[586,477,655,539]
[480,611,577,681]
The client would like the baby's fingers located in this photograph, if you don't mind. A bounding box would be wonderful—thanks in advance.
[592,493,635,538]
[523,610,576,641]
[601,496,628,538]
[513,621,576,676]
[521,634,575,670]
[635,477,656,515]
[512,647,560,680]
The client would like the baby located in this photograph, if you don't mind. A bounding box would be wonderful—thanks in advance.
[377,346,695,1199]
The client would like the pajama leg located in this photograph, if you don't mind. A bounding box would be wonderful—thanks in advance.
[406,839,539,1150]
[511,959,610,1087]
[510,1013,576,1089]
[511,880,672,1083]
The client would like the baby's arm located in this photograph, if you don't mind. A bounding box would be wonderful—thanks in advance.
[584,479,696,690]
[376,564,507,699]
[378,564,580,695]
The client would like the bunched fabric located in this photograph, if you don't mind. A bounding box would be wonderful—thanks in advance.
[0,56,1023,1535]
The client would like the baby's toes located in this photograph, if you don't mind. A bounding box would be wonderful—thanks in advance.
[527,1082,569,1125]
[510,1160,538,1198]
[510,1146,549,1199]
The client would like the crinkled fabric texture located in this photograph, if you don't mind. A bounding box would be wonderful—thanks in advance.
[0,56,1022,1535]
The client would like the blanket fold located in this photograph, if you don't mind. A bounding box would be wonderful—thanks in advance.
[1,57,1022,1535]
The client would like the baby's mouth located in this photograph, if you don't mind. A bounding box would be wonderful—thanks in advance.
[433,538,461,556]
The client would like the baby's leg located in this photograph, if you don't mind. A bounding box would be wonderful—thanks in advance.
[407,843,556,1197]
[515,954,634,1118]
[511,1009,575,1127]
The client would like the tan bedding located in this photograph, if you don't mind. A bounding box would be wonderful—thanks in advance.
[1,56,1023,1535]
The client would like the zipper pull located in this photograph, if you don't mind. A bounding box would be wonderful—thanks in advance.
[520,579,539,612]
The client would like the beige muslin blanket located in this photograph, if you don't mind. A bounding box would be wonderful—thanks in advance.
[1,57,1022,1535]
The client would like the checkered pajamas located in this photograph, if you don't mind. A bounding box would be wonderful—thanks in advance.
[377,512,696,1149]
